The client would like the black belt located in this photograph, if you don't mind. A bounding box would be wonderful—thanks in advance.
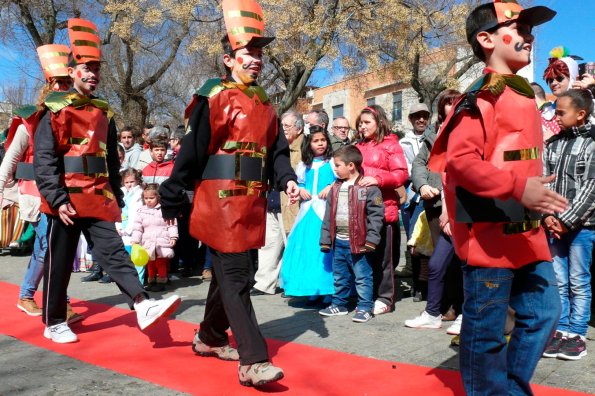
[455,186,541,223]
[63,156,107,175]
[201,154,264,182]
[15,162,34,181]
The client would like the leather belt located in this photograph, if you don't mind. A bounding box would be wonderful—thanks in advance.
[202,154,264,182]
[63,156,107,175]
[15,162,34,181]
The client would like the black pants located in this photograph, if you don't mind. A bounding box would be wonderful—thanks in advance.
[198,249,268,365]
[373,222,400,307]
[42,216,146,326]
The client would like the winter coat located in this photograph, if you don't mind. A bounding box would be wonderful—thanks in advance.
[356,134,408,223]
[116,185,143,246]
[131,203,178,260]
[142,160,174,185]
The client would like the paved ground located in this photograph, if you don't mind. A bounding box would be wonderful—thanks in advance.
[1,251,594,395]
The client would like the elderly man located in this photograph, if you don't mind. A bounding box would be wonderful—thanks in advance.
[252,110,304,296]
[305,109,329,130]
[329,116,351,151]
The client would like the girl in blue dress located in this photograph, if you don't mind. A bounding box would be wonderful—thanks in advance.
[281,125,336,298]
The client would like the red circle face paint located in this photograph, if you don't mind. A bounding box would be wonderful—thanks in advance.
[502,35,512,45]
[236,56,244,65]
[76,71,82,78]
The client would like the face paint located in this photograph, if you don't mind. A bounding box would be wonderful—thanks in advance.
[77,71,82,78]
[502,35,512,45]
[236,56,244,65]
[514,42,524,52]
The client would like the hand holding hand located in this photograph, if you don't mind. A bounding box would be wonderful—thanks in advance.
[285,181,300,204]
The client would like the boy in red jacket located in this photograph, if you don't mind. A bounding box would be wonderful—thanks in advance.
[429,1,568,393]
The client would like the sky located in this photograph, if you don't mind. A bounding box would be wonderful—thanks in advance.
[0,0,593,101]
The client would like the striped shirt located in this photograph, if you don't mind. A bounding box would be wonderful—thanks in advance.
[543,122,595,230]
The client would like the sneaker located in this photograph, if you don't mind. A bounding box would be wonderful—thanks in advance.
[542,331,567,358]
[318,304,348,317]
[44,322,78,343]
[352,310,373,323]
[66,304,84,325]
[201,269,213,281]
[192,331,239,361]
[238,362,284,387]
[446,314,463,335]
[557,335,587,361]
[17,298,42,316]
[404,311,442,329]
[373,300,391,315]
[81,271,102,282]
[135,295,181,330]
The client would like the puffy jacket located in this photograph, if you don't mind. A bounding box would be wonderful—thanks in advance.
[356,134,408,223]
[131,203,178,260]
[142,160,174,185]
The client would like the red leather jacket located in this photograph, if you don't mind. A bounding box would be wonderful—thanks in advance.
[356,134,408,223]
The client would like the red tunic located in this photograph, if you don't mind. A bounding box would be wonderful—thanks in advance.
[430,74,551,268]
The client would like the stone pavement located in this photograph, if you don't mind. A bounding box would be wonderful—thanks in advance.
[1,252,594,395]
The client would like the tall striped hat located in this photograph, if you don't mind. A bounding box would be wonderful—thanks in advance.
[67,18,101,65]
[222,0,274,50]
[36,44,69,81]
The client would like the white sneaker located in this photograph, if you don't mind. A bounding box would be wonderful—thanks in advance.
[447,314,463,335]
[404,311,442,329]
[373,300,391,315]
[135,295,181,330]
[44,322,78,343]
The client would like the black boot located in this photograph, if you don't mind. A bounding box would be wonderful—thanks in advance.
[98,274,113,284]
[81,265,103,282]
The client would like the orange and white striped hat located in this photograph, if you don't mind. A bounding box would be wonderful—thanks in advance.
[222,0,274,50]
[36,44,69,81]
[67,18,101,65]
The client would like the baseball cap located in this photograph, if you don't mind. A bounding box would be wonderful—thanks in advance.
[409,103,430,116]
[466,1,556,45]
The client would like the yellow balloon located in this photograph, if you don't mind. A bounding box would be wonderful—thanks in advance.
[131,244,149,266]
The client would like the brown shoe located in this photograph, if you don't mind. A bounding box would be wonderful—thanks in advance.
[201,269,213,281]
[442,306,456,322]
[238,362,284,387]
[192,330,239,361]
[17,298,42,316]
[66,303,84,325]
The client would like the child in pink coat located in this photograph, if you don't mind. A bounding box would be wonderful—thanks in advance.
[131,184,178,291]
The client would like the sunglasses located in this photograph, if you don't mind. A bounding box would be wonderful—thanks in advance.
[546,75,566,84]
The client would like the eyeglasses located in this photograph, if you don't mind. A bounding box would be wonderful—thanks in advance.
[546,75,566,84]
[333,126,350,131]
[281,124,294,129]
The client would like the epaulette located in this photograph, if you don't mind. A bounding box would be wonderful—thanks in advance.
[197,78,228,98]
[44,91,114,119]
[13,105,37,120]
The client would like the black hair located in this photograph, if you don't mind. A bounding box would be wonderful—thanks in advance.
[466,3,499,62]
[333,145,364,175]
[530,82,546,101]
[558,87,595,116]
[301,125,333,166]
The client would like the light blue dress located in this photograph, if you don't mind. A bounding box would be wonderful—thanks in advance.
[280,157,336,296]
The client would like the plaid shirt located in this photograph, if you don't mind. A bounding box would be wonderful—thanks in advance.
[543,122,595,230]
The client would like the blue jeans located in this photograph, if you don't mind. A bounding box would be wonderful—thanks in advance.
[550,227,594,336]
[331,238,374,312]
[19,214,48,299]
[460,261,560,396]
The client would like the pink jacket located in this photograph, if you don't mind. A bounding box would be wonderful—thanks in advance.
[356,134,409,223]
[131,203,178,260]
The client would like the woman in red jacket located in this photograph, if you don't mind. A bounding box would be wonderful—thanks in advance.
[356,105,409,315]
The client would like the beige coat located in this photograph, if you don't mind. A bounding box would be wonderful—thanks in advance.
[281,133,303,233]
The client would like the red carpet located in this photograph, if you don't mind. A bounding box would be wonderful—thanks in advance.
[0,281,591,396]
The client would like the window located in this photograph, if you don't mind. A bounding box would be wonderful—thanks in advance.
[367,97,375,106]
[392,92,402,122]
[332,104,344,119]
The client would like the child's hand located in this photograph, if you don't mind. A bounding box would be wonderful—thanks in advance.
[318,185,332,199]
[299,188,312,201]
[169,238,177,247]
[544,216,568,239]
[521,175,568,215]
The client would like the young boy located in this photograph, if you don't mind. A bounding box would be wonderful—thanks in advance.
[319,145,384,323]
[428,1,569,393]
[141,135,174,185]
[160,0,298,387]
[33,18,180,344]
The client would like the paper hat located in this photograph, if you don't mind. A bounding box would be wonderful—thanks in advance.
[222,0,274,50]
[68,18,101,64]
[467,0,556,44]
[36,44,69,81]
